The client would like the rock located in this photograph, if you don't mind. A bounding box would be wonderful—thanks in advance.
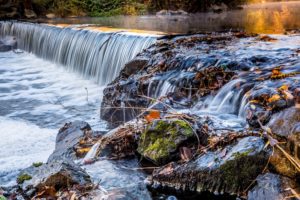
[46,13,56,19]
[248,173,298,200]
[101,79,150,127]
[90,186,151,200]
[90,121,139,159]
[267,107,300,178]
[156,9,188,16]
[19,159,91,192]
[84,159,152,200]
[101,34,238,127]
[210,3,228,13]
[137,119,194,165]
[24,9,36,19]
[47,121,104,162]
[268,107,300,137]
[295,88,300,107]
[121,57,149,78]
[0,37,17,52]
[149,136,268,195]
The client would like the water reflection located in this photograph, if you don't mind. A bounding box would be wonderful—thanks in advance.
[36,1,300,34]
[244,2,299,33]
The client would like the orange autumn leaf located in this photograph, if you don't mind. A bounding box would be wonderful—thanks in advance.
[144,110,161,122]
[272,68,282,76]
[268,94,281,103]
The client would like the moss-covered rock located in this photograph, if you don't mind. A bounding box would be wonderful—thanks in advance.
[137,119,194,165]
[17,173,32,184]
[149,137,268,195]
[32,162,43,167]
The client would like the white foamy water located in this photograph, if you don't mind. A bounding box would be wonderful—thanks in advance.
[0,117,55,186]
[0,51,107,186]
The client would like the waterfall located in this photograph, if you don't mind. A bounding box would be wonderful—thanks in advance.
[0,22,156,85]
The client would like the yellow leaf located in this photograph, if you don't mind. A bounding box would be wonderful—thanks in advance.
[279,84,289,91]
[76,147,91,155]
[268,94,281,103]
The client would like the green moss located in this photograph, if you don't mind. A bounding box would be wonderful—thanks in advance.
[232,149,253,159]
[138,119,193,164]
[0,196,7,200]
[32,162,43,167]
[17,173,32,184]
[219,153,267,192]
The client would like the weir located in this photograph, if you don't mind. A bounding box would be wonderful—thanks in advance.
[0,22,156,85]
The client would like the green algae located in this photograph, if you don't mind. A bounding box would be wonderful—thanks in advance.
[32,162,43,167]
[17,173,32,184]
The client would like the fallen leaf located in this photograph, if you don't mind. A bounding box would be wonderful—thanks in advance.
[144,110,161,123]
[268,94,281,103]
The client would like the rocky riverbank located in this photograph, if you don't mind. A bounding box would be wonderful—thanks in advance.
[2,32,300,199]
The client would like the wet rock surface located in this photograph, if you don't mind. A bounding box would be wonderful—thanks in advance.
[48,121,102,162]
[267,107,300,178]
[149,137,268,195]
[248,173,298,200]
[101,33,300,128]
[101,34,239,126]
[19,159,92,192]
[84,159,152,200]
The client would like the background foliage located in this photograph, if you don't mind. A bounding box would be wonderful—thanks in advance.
[32,0,247,17]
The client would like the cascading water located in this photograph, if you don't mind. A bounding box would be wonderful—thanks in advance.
[0,22,157,189]
[207,79,246,113]
[0,22,156,85]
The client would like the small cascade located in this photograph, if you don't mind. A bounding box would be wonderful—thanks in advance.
[0,22,156,85]
[147,72,178,98]
[238,95,249,118]
[208,79,246,114]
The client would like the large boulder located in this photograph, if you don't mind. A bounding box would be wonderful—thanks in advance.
[149,136,268,195]
[137,119,194,165]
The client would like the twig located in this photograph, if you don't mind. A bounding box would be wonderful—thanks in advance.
[257,119,300,172]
